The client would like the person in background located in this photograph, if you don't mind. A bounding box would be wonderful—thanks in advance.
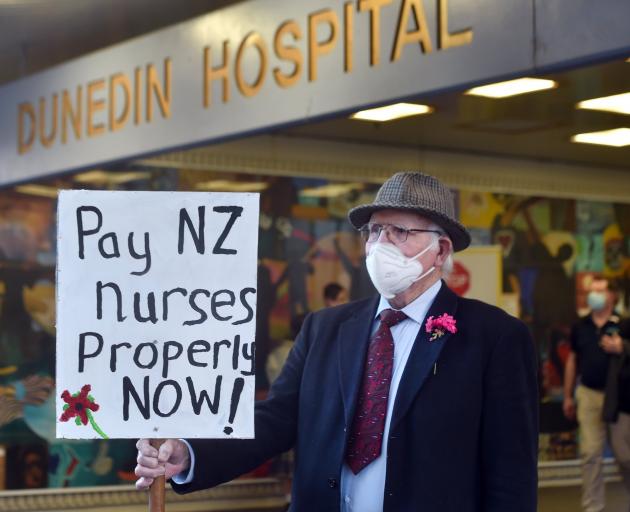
[323,282,348,308]
[266,284,348,385]
[563,277,630,512]
[135,171,538,511]
[603,314,630,512]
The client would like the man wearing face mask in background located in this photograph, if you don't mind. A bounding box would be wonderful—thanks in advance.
[134,172,538,511]
[563,277,630,512]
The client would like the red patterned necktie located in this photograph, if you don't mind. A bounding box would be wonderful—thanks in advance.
[345,308,408,474]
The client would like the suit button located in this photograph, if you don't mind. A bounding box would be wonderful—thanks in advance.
[328,478,337,488]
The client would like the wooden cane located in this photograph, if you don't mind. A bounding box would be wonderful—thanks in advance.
[149,439,166,512]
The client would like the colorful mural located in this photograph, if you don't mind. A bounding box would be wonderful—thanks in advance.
[0,193,142,488]
[0,172,628,487]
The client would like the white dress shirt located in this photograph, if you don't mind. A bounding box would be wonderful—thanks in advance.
[173,280,443,512]
[340,279,441,512]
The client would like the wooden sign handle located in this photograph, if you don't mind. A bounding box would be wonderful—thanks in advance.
[149,439,166,512]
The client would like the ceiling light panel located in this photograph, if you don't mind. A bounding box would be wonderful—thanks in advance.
[299,183,363,198]
[577,92,630,115]
[195,180,269,192]
[571,128,630,147]
[465,78,558,98]
[351,103,433,122]
[15,184,58,198]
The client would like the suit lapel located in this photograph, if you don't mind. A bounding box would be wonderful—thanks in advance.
[337,296,379,428]
[390,283,459,431]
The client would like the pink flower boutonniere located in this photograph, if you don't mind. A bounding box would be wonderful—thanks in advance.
[425,313,457,341]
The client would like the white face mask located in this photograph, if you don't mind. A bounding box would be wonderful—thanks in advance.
[366,240,437,299]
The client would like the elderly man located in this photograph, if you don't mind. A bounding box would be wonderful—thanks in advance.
[135,172,538,511]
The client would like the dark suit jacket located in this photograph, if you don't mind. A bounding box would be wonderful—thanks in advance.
[172,283,539,511]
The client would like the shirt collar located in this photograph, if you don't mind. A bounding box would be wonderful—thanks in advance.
[375,279,443,325]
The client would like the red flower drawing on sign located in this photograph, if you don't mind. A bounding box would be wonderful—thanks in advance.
[59,384,108,439]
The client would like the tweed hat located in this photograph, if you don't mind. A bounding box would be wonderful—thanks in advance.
[348,172,471,252]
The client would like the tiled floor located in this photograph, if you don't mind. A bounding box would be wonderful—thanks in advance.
[539,482,629,512]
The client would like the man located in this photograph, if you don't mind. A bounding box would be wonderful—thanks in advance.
[564,277,630,512]
[603,315,630,512]
[323,282,349,308]
[135,172,538,511]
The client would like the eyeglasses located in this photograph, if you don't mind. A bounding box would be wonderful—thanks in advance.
[358,223,443,244]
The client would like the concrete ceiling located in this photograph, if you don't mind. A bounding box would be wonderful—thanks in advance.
[0,0,242,85]
[275,59,630,170]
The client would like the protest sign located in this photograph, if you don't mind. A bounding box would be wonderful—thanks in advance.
[56,190,259,439]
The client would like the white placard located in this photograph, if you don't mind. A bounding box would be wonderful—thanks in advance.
[56,190,259,439]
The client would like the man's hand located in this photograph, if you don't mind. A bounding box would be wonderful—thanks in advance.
[135,439,190,490]
[562,396,576,421]
[600,333,623,354]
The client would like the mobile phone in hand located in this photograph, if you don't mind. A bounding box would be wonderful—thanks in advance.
[604,325,620,336]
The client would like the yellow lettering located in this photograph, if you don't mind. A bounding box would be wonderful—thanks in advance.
[392,0,433,62]
[146,58,172,122]
[38,94,58,148]
[308,9,339,82]
[203,42,230,107]
[344,2,354,73]
[273,21,303,88]
[62,87,82,144]
[235,32,268,97]
[134,67,142,125]
[438,0,473,49]
[17,102,36,155]
[359,0,392,66]
[87,79,106,137]
[109,73,131,132]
